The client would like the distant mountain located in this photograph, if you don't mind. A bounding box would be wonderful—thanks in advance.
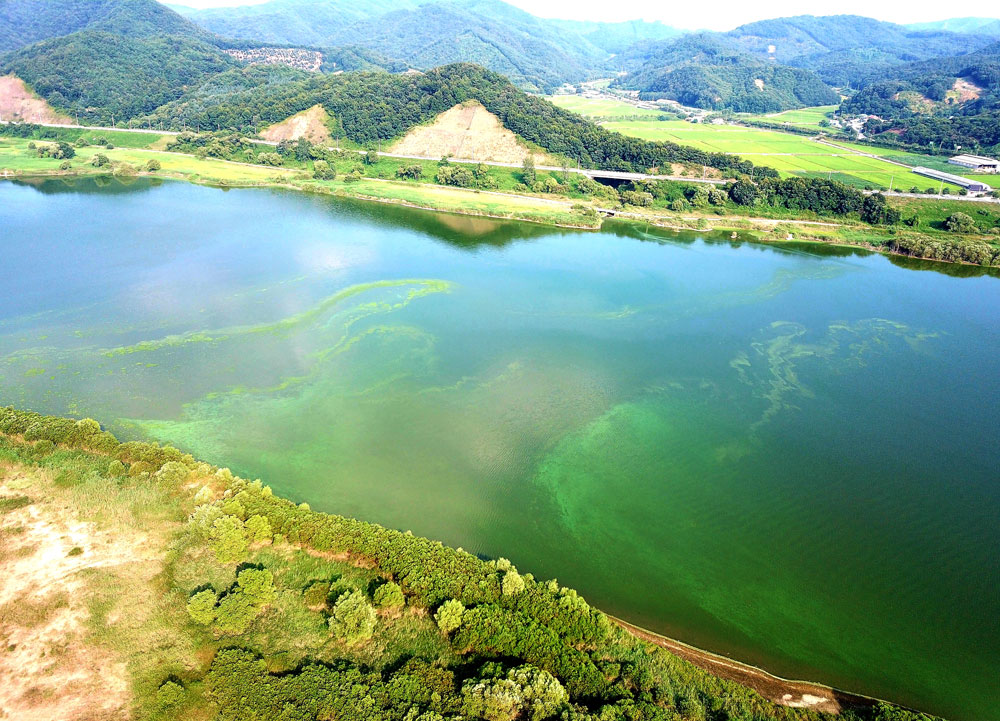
[172,0,609,91]
[726,15,994,86]
[906,17,1000,36]
[0,0,210,51]
[612,33,839,112]
[320,0,607,91]
[841,40,1000,117]
[548,18,683,55]
[170,0,427,46]
[0,0,233,123]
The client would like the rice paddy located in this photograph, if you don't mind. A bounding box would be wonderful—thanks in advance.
[759,105,838,129]
[603,119,967,189]
[546,94,667,119]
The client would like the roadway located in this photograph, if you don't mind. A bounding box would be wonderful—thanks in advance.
[3,119,996,202]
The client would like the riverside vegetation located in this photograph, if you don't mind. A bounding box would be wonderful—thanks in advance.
[2,121,999,266]
[0,406,942,721]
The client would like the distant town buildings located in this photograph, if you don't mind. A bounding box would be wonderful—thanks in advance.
[948,154,999,173]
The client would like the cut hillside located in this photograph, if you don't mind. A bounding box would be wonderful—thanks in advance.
[390,100,541,163]
[261,104,332,144]
[0,75,70,124]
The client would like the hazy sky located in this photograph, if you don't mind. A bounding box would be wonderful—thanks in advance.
[169,0,998,32]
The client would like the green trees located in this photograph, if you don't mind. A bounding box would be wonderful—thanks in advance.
[396,164,423,180]
[209,515,248,564]
[729,178,759,205]
[187,589,218,625]
[373,582,405,609]
[312,159,336,180]
[435,599,465,633]
[461,665,569,721]
[91,153,110,167]
[860,193,901,226]
[187,569,275,635]
[245,514,272,542]
[944,212,978,233]
[521,156,536,185]
[328,590,377,643]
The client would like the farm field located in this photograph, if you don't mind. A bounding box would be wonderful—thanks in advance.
[546,94,666,118]
[759,105,838,129]
[603,120,967,189]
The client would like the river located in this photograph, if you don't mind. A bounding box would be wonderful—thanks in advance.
[1,177,997,721]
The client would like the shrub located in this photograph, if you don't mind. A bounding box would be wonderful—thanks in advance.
[156,461,189,484]
[344,170,362,183]
[435,599,465,633]
[236,568,275,606]
[328,590,377,643]
[395,164,423,180]
[91,154,110,168]
[59,160,71,170]
[187,589,218,625]
[107,460,126,476]
[502,569,525,597]
[303,581,331,609]
[245,514,272,542]
[145,159,161,172]
[210,515,248,564]
[312,160,336,180]
[944,212,978,233]
[214,590,259,635]
[156,680,185,709]
[373,581,405,609]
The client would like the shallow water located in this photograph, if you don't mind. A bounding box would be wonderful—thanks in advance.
[2,177,998,720]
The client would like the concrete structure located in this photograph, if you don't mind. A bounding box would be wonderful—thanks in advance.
[948,154,999,173]
[913,166,992,193]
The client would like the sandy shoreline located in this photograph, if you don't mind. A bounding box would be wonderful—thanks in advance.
[612,615,882,715]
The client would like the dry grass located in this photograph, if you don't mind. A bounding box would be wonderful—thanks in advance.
[261,105,332,144]
[0,75,71,125]
[390,100,542,163]
[0,459,191,721]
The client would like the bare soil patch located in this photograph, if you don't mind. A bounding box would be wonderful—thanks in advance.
[0,465,159,721]
[0,75,71,125]
[390,101,542,164]
[261,105,332,145]
[951,77,982,103]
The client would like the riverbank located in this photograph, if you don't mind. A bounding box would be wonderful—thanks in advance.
[611,616,879,715]
[0,406,939,721]
[2,134,998,268]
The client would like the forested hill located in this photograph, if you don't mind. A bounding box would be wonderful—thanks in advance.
[725,15,994,87]
[0,0,210,52]
[611,34,838,113]
[174,0,609,92]
[144,63,767,178]
[171,0,428,45]
[837,42,1000,154]
[0,0,235,123]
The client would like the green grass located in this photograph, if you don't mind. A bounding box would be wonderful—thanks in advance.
[603,120,971,190]
[758,105,837,129]
[546,94,667,119]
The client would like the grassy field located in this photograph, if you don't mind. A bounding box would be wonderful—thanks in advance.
[758,105,837,129]
[0,137,597,227]
[546,94,666,119]
[603,120,970,190]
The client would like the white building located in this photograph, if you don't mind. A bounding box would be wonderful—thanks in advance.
[948,154,999,173]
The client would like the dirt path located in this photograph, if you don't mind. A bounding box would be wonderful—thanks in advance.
[612,616,877,715]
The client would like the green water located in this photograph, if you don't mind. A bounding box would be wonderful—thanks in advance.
[2,177,998,720]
